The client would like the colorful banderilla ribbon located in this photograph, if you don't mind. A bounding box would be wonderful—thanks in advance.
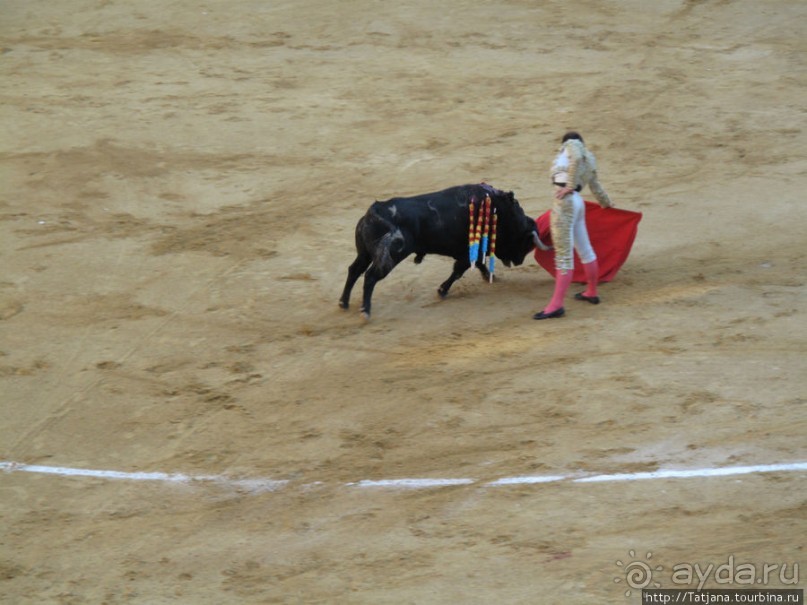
[479,195,491,263]
[468,198,477,264]
[488,207,497,283]
[472,196,485,264]
[469,193,496,278]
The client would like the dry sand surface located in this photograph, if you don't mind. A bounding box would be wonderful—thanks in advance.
[1,0,805,603]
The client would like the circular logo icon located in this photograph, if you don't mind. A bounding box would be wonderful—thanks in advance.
[614,550,663,597]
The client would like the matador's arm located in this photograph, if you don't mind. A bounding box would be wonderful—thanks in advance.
[589,171,614,208]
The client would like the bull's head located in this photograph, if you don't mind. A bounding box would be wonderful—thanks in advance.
[493,191,542,267]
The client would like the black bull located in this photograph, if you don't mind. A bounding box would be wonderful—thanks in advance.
[339,184,546,318]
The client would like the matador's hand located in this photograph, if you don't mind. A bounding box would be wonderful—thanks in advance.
[554,187,574,199]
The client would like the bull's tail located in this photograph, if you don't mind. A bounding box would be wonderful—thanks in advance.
[359,206,405,274]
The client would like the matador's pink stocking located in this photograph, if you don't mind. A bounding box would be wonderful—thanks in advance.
[544,270,573,314]
[582,259,599,297]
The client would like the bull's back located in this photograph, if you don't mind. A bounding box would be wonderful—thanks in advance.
[377,187,472,256]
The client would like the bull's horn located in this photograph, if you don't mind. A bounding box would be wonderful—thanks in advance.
[533,232,551,251]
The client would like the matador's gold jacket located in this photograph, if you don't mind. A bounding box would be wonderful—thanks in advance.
[550,139,613,208]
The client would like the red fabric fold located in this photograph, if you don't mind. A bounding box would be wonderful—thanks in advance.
[534,201,642,283]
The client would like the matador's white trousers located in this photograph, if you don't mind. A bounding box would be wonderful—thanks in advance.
[550,191,597,272]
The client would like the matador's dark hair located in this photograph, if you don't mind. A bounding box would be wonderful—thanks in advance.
[561,131,584,144]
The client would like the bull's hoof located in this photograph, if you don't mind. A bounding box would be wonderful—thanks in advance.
[338,300,349,310]
[437,287,448,299]
[360,310,371,322]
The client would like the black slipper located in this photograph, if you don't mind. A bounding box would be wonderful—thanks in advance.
[533,307,565,320]
[574,293,600,305]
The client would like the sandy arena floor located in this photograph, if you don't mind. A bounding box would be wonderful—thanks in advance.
[1,0,805,603]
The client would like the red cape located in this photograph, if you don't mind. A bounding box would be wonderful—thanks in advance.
[534,202,642,283]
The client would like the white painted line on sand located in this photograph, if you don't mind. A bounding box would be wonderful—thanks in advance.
[572,462,807,483]
[0,461,288,493]
[487,474,569,486]
[2,461,805,493]
[348,478,476,489]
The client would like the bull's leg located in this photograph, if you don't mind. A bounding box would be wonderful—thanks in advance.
[475,260,491,282]
[339,251,371,310]
[358,227,410,319]
[437,258,472,298]
[360,261,397,319]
